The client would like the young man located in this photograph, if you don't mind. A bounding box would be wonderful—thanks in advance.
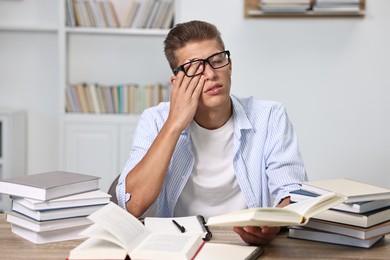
[117,20,307,245]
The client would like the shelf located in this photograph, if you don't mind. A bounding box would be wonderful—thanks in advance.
[63,113,140,123]
[244,0,366,18]
[0,24,57,32]
[65,27,169,36]
[247,9,365,18]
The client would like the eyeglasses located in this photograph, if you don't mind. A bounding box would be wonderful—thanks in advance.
[173,50,230,77]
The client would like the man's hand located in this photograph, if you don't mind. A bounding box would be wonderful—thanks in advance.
[233,226,280,245]
[233,197,290,245]
[167,62,205,132]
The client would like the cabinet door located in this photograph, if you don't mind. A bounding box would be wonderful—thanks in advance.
[63,123,118,192]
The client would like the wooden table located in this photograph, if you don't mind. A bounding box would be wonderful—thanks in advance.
[1,214,389,259]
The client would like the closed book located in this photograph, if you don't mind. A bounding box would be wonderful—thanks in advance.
[288,226,384,248]
[303,219,390,240]
[12,201,105,221]
[11,223,89,244]
[6,211,93,232]
[313,206,390,228]
[10,190,111,211]
[301,178,390,203]
[290,189,390,213]
[0,171,100,201]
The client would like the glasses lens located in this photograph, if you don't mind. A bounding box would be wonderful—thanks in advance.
[208,51,229,69]
[184,60,203,77]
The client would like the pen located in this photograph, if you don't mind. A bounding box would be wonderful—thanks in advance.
[172,219,186,233]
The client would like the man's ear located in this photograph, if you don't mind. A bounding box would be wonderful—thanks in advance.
[170,76,176,84]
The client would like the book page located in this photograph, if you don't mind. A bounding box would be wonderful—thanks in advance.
[68,237,127,259]
[285,193,345,219]
[144,216,207,237]
[87,202,150,251]
[131,233,203,260]
[195,243,263,260]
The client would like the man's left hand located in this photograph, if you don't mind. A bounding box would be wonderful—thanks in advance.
[233,226,280,245]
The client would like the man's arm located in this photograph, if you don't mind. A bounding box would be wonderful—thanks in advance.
[124,64,205,217]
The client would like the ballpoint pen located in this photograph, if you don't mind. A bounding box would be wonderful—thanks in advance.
[172,219,186,233]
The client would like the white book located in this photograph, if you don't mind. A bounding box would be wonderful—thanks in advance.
[6,211,93,232]
[301,178,390,203]
[0,171,100,201]
[10,190,111,210]
[11,223,89,244]
[12,201,106,221]
[288,226,384,248]
[207,193,345,227]
[303,219,390,240]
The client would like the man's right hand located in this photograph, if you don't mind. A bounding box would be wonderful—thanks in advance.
[167,61,205,132]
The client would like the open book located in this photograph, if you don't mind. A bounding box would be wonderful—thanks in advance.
[144,215,212,241]
[206,193,345,227]
[68,203,204,260]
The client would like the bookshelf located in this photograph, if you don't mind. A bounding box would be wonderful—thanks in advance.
[0,109,26,212]
[244,0,366,18]
[59,0,176,191]
[0,0,175,193]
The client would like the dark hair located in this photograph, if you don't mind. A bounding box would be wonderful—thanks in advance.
[164,20,225,71]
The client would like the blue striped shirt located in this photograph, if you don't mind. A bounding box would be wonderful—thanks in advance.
[116,95,307,217]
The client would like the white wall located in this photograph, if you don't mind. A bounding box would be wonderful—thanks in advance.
[0,0,59,174]
[0,0,388,188]
[177,0,390,187]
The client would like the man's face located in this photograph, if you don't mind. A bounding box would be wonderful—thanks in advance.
[173,39,232,112]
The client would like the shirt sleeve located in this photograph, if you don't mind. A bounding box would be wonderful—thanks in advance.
[115,109,159,209]
[264,104,308,206]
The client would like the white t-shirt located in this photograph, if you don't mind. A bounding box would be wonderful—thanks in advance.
[174,117,247,219]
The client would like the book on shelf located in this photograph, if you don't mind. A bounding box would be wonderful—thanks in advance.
[206,193,345,227]
[67,202,205,260]
[144,215,212,241]
[301,178,390,203]
[11,222,89,244]
[303,218,390,240]
[313,205,390,228]
[288,226,384,249]
[259,0,311,13]
[0,171,100,201]
[6,210,93,233]
[10,190,111,211]
[290,189,390,213]
[66,82,171,114]
[11,201,106,222]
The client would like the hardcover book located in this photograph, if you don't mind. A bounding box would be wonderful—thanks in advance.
[290,189,390,213]
[0,171,100,201]
[288,226,384,248]
[301,178,390,203]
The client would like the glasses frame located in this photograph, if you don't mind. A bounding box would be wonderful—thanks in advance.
[173,50,231,77]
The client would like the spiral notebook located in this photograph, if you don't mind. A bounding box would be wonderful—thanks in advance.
[144,215,212,241]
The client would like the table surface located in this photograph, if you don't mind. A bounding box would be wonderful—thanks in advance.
[1,213,389,260]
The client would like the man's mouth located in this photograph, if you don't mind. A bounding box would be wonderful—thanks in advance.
[205,84,222,93]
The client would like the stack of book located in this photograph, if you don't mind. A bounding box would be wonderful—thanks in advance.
[259,0,311,13]
[0,171,111,244]
[312,0,361,14]
[288,178,390,248]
